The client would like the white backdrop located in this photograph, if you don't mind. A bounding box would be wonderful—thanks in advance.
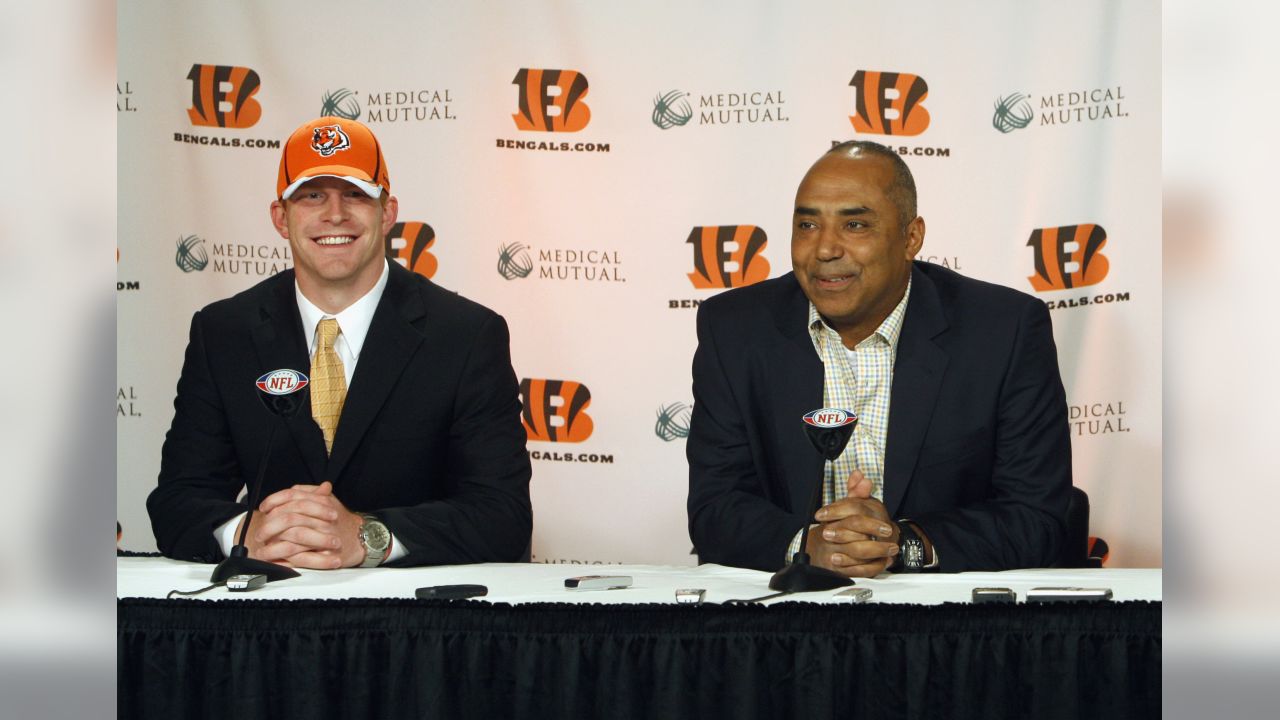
[117,0,1161,567]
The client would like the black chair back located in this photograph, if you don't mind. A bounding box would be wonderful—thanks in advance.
[1061,486,1091,568]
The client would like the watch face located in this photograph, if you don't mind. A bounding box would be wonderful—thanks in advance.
[360,519,391,552]
[903,539,924,568]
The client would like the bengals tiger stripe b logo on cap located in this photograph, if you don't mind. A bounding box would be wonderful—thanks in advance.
[687,225,770,289]
[849,71,930,137]
[385,222,437,279]
[187,64,262,129]
[520,379,593,443]
[512,69,591,133]
[1027,224,1110,292]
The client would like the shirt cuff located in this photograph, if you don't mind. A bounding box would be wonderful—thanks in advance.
[384,531,408,563]
[214,512,246,557]
[785,525,814,564]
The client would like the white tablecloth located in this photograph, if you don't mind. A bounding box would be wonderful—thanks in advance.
[117,556,1161,605]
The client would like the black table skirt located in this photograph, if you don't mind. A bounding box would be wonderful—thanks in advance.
[118,598,1160,720]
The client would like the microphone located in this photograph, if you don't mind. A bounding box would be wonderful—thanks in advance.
[209,369,310,584]
[768,408,858,592]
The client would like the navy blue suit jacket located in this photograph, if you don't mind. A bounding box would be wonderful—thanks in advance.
[148,262,532,566]
[686,262,1070,572]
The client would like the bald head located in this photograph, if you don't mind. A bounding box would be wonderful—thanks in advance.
[817,140,918,228]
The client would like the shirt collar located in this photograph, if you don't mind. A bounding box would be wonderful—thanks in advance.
[808,275,912,353]
[295,258,390,358]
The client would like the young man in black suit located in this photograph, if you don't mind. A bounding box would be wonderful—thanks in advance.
[148,117,531,569]
[687,141,1070,575]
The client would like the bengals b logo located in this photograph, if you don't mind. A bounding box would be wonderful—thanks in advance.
[520,378,593,443]
[512,69,591,132]
[687,226,770,289]
[1027,224,1110,291]
[385,222,437,279]
[186,64,262,128]
[849,71,929,136]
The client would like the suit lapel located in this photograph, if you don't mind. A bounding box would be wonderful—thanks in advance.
[766,275,826,514]
[250,272,326,483]
[883,264,949,517]
[325,264,426,481]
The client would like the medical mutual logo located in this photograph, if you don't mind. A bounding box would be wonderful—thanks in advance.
[176,233,291,277]
[175,235,209,273]
[323,86,456,123]
[1069,400,1131,436]
[993,86,1129,134]
[117,386,142,418]
[320,88,361,120]
[652,88,789,129]
[495,245,625,283]
[992,93,1034,133]
[652,90,693,129]
[497,243,534,280]
[118,81,138,113]
[654,402,692,442]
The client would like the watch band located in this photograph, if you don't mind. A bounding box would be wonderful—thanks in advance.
[357,513,390,568]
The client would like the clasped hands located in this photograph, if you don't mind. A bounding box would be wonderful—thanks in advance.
[806,470,900,577]
[235,481,366,569]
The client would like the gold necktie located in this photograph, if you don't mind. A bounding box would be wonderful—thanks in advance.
[311,318,347,454]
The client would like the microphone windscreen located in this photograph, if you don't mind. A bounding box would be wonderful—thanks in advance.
[254,369,310,417]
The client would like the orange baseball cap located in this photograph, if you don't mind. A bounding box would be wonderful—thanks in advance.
[276,116,391,200]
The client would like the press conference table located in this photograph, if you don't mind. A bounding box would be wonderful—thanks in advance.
[118,557,1161,719]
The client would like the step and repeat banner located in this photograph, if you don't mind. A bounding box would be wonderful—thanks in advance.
[117,1,1160,567]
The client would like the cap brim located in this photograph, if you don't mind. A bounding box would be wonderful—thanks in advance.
[281,171,383,200]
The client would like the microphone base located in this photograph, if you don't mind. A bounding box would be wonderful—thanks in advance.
[210,555,300,584]
[768,561,854,593]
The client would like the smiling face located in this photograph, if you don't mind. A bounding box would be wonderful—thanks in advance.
[269,176,398,313]
[791,152,924,348]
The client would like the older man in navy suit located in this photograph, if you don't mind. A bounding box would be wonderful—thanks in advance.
[687,141,1070,575]
[149,117,531,569]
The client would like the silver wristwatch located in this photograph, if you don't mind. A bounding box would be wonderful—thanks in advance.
[357,513,391,568]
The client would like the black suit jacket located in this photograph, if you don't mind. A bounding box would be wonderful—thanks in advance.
[686,262,1070,572]
[148,263,532,566]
